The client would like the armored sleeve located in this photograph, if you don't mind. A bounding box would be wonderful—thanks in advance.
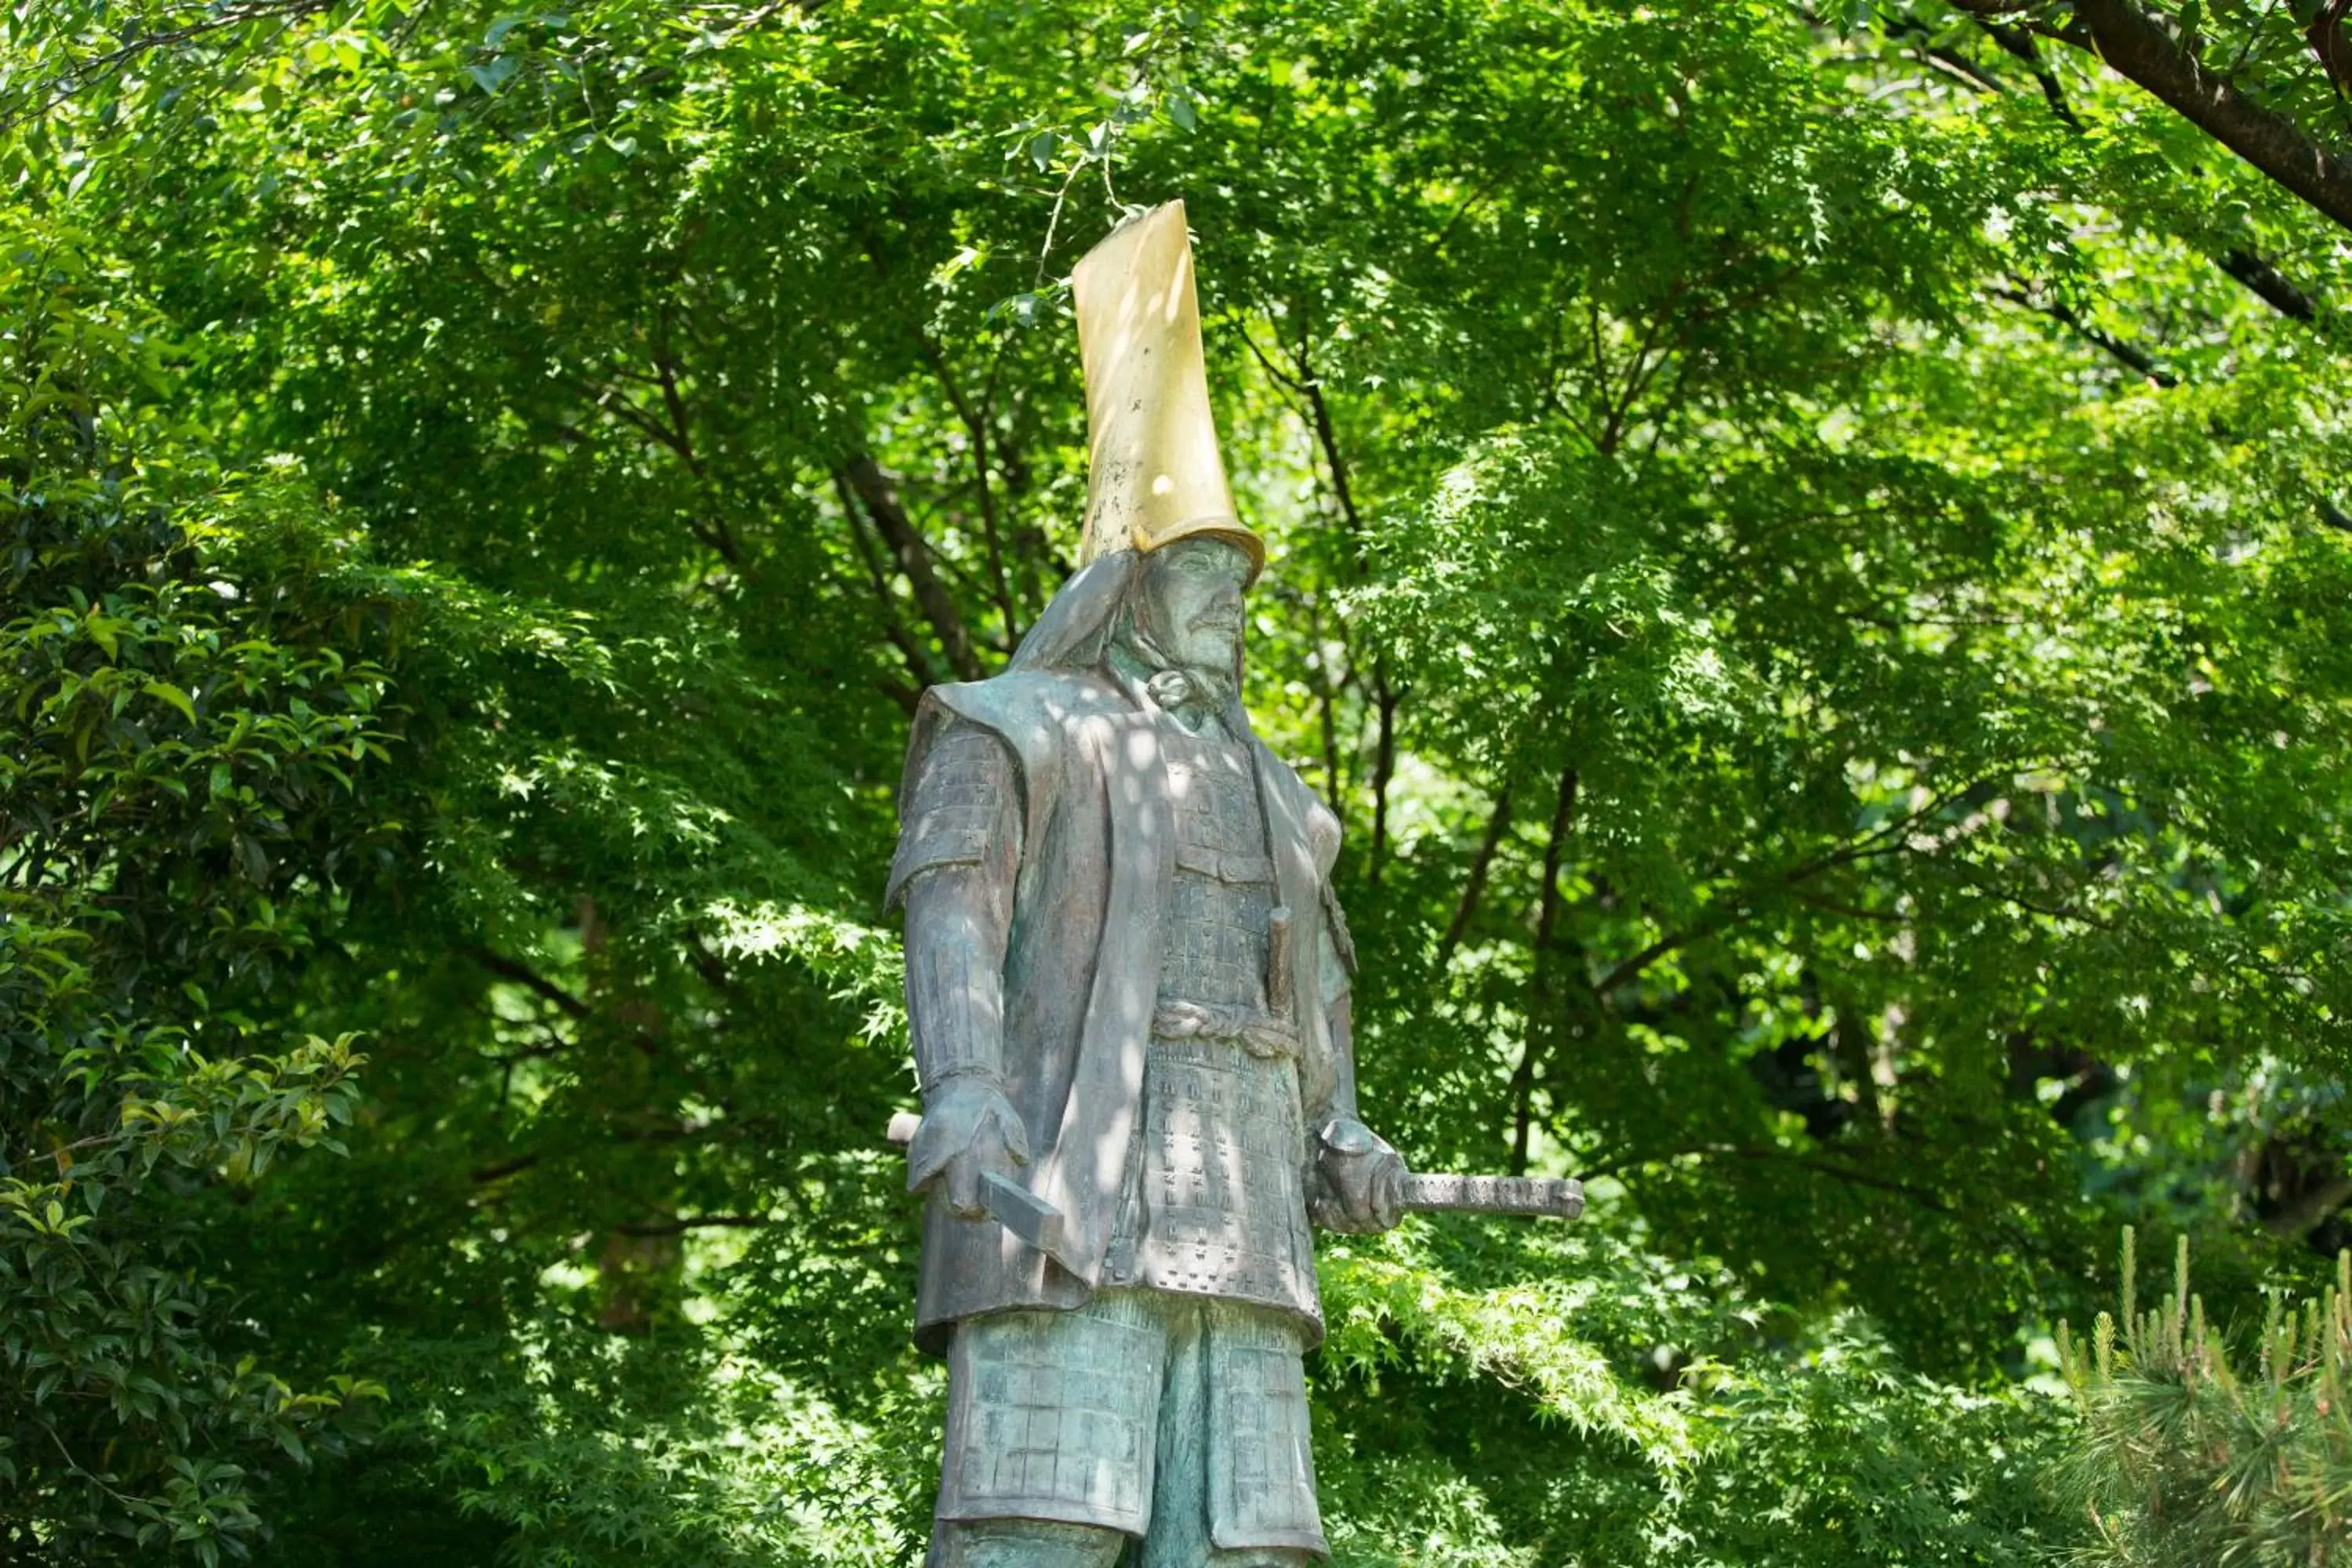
[891,721,1022,1095]
[888,723,1022,908]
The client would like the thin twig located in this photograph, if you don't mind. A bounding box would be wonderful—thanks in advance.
[1437,786,1515,968]
[0,0,336,135]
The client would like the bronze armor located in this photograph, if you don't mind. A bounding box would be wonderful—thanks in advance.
[1104,717,1319,1327]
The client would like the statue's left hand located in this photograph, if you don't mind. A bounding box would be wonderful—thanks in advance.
[1309,1117,1406,1233]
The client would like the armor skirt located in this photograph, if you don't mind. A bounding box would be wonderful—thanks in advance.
[933,1289,1327,1559]
[1102,1035,1321,1327]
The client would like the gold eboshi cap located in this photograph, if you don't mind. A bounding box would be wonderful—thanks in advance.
[1072,200,1262,579]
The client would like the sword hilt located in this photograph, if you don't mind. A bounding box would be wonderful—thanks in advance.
[1399,1173,1584,1220]
[885,1110,1073,1265]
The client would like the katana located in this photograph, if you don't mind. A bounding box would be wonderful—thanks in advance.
[886,1111,1582,1256]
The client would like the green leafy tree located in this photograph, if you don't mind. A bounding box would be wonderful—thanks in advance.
[3,0,2350,1562]
[0,212,385,1558]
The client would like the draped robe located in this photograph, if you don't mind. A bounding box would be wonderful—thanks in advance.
[888,647,1357,1355]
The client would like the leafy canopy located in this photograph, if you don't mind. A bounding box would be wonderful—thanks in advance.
[2,0,2350,1562]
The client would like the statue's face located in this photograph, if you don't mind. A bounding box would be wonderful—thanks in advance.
[1135,535,1250,673]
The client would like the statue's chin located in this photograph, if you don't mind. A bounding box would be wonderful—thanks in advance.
[1172,633,1240,675]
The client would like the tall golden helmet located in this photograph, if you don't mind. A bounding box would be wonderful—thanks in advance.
[1072,200,1262,580]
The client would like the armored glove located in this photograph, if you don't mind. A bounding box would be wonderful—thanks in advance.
[1308,1116,1406,1233]
[907,1076,1030,1221]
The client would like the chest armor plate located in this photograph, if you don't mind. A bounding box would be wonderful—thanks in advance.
[1105,714,1319,1328]
[1157,723,1275,1013]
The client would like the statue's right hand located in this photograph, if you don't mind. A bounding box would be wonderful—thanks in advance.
[906,1078,1031,1220]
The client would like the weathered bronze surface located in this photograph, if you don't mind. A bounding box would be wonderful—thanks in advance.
[891,200,1573,1566]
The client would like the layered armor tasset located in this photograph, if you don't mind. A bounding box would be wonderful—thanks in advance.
[935,1292,1323,1559]
[1105,715,1319,1327]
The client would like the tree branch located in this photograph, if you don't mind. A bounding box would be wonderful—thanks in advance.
[1873,9,2012,93]
[840,454,985,683]
[468,946,589,1020]
[1367,677,1399,885]
[1597,1142,1959,1214]
[1589,772,2006,997]
[1977,16,2088,130]
[918,339,1022,645]
[833,471,947,693]
[1437,786,1513,969]
[1947,9,2332,321]
[1955,0,2352,234]
[1280,328,1403,881]
[1991,285,2180,384]
[1509,767,1580,1176]
[0,0,336,134]
[613,1214,774,1236]
[2217,246,2321,321]
[2309,0,2352,96]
